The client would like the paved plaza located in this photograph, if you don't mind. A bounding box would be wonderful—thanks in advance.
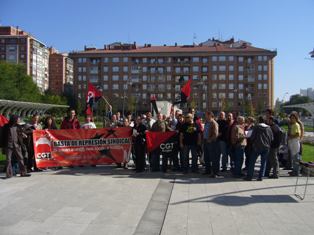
[1,166,314,235]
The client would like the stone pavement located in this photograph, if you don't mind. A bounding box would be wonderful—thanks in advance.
[1,166,314,235]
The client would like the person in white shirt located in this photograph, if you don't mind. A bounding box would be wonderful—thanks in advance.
[81,115,96,129]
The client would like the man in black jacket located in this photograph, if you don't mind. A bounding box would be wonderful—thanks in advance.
[245,116,273,181]
[265,116,282,178]
[2,115,30,178]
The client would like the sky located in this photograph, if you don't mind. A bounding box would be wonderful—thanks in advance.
[0,0,313,102]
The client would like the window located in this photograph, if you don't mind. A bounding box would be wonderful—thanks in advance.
[103,57,109,63]
[238,75,243,80]
[103,66,109,72]
[263,74,268,80]
[193,66,199,72]
[183,67,189,73]
[212,65,217,71]
[219,65,226,71]
[157,67,164,73]
[263,84,268,89]
[228,56,234,61]
[91,58,100,64]
[218,56,226,62]
[142,67,147,72]
[212,83,217,89]
[258,83,262,89]
[202,75,207,81]
[123,84,128,90]
[228,93,234,99]
[78,58,87,63]
[78,67,86,72]
[89,67,98,74]
[89,75,98,83]
[218,84,226,90]
[123,75,128,81]
[167,84,171,90]
[167,93,172,99]
[175,85,180,91]
[167,66,171,72]
[229,65,234,71]
[212,93,217,98]
[238,57,244,62]
[142,75,147,81]
[175,67,181,73]
[142,84,147,90]
[123,66,128,72]
[142,58,147,63]
[192,75,198,80]
[238,66,243,72]
[229,74,234,80]
[258,65,262,71]
[212,74,217,80]
[150,67,156,73]
[202,57,208,63]
[142,93,147,99]
[263,56,268,61]
[257,56,263,61]
[258,74,262,80]
[263,65,268,71]
[112,75,119,81]
[229,83,234,90]
[123,57,128,62]
[103,84,108,90]
[238,84,244,90]
[112,84,119,90]
[219,93,226,98]
[157,58,164,64]
[112,57,119,63]
[112,66,119,72]
[167,75,172,81]
[192,57,199,62]
[218,74,226,80]
[238,93,244,99]
[212,56,217,62]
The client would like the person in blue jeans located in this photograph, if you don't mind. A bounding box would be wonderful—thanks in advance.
[179,113,201,173]
[244,116,273,181]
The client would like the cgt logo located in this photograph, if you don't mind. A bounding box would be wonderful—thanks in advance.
[160,143,174,153]
[35,137,51,147]
[36,152,52,159]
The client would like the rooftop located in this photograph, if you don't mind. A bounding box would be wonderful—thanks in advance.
[71,38,277,56]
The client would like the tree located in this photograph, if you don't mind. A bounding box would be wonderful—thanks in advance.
[287,94,312,105]
[0,62,42,102]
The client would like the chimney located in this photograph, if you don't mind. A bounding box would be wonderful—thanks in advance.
[104,44,107,50]
[175,42,177,47]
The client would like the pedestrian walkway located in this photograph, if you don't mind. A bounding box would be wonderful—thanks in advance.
[1,166,314,235]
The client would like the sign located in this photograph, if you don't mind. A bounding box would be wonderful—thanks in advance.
[33,127,132,168]
[146,131,178,153]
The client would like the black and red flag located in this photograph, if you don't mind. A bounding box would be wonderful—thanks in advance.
[86,82,103,115]
[146,131,178,153]
[150,94,159,115]
[173,78,192,104]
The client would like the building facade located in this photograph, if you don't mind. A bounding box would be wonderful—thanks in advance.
[300,88,314,100]
[49,48,73,95]
[0,26,49,92]
[69,39,277,113]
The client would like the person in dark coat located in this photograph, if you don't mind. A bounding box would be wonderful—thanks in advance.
[1,115,30,178]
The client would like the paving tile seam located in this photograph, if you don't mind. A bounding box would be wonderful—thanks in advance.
[133,177,175,235]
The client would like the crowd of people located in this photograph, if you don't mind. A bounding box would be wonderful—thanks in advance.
[1,108,304,181]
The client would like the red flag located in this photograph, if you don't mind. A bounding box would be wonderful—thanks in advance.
[0,115,8,127]
[86,82,102,103]
[180,78,192,102]
[86,82,102,115]
[146,131,177,152]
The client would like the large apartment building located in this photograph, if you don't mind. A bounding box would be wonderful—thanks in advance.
[69,39,277,113]
[0,26,49,92]
[49,48,73,95]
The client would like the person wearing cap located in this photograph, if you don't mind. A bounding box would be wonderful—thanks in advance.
[179,113,201,173]
[1,115,31,178]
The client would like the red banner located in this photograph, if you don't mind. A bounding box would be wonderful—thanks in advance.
[33,127,132,168]
[146,131,177,152]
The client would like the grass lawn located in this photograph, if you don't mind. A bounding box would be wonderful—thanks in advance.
[0,151,5,166]
[302,143,314,162]
[281,125,314,132]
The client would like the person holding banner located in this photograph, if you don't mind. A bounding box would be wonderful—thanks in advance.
[61,109,80,129]
[133,116,147,172]
[81,115,96,129]
[180,113,201,173]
